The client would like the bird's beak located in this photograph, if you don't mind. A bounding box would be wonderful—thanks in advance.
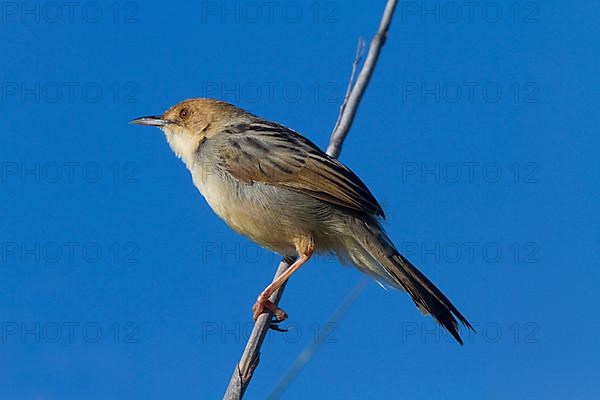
[130,115,174,127]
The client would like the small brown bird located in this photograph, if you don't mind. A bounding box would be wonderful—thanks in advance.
[131,98,473,343]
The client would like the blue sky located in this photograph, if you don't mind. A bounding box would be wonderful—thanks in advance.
[1,1,598,399]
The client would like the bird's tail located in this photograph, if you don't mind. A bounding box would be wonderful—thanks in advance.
[341,217,474,344]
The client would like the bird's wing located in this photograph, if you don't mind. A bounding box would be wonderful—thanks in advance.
[217,120,385,218]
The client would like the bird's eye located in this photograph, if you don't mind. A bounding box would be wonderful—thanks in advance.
[179,108,189,119]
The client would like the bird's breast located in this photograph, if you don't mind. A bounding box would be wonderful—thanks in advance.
[189,161,299,256]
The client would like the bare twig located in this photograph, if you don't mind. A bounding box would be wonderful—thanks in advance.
[331,37,366,142]
[223,259,293,400]
[223,1,398,398]
[267,277,370,400]
[327,0,398,158]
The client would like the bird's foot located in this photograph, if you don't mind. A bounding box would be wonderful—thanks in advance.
[252,293,288,322]
[270,318,289,332]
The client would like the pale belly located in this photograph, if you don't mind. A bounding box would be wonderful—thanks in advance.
[191,165,302,256]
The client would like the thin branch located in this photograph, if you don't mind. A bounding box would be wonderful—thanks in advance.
[267,277,370,400]
[327,0,398,158]
[223,258,293,400]
[330,37,366,143]
[223,1,398,398]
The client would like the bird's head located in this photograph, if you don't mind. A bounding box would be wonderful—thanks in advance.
[131,98,245,165]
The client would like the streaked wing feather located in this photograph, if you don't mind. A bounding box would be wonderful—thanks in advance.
[218,121,384,217]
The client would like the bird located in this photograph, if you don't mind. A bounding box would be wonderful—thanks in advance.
[131,98,474,344]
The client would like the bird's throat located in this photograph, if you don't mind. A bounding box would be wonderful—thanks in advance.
[163,129,202,169]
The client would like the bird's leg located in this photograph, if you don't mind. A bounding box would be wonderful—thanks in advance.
[253,241,314,321]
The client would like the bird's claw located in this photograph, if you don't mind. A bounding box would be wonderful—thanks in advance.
[270,319,289,332]
[252,295,288,322]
